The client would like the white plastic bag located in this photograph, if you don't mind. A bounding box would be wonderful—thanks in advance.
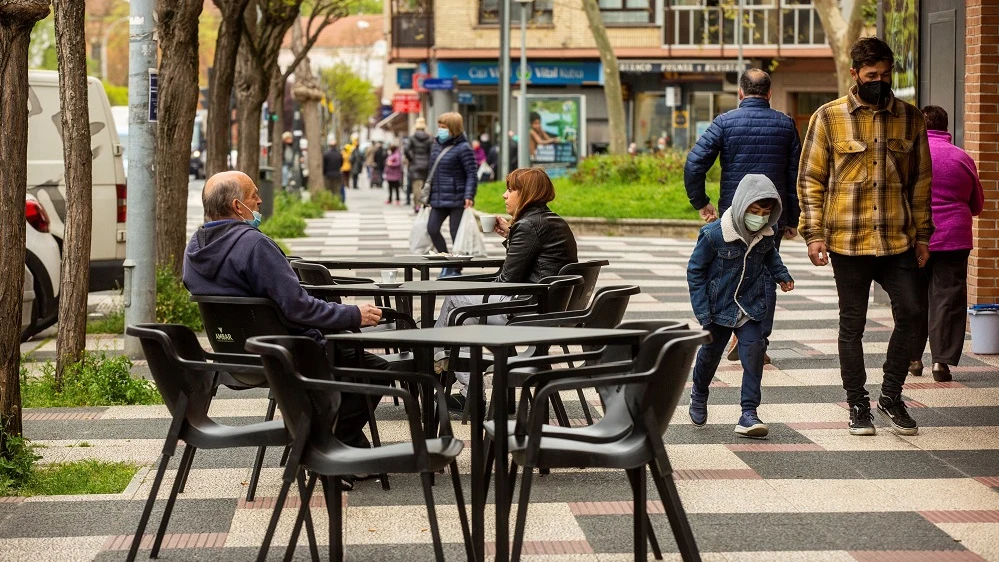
[409,207,434,254]
[477,161,494,182]
[453,208,489,256]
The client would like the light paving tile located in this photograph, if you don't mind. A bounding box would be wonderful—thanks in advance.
[130,468,251,500]
[713,369,807,388]
[0,536,107,562]
[933,523,999,562]
[225,504,330,547]
[672,480,796,513]
[101,405,171,419]
[33,438,164,465]
[670,403,848,426]
[766,479,904,512]
[874,479,999,512]
[897,426,999,451]
[665,444,754,471]
[597,555,730,562]
[716,552,855,562]
[900,388,999,408]
[782,368,885,387]
[206,398,273,418]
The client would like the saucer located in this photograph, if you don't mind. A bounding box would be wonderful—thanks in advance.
[374,282,403,288]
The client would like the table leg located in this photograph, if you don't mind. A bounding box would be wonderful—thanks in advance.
[492,347,510,562]
[468,346,485,562]
[420,293,436,329]
[419,266,430,281]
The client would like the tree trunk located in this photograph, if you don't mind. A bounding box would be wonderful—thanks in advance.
[0,0,50,449]
[155,0,204,275]
[290,20,323,194]
[581,0,626,154]
[52,0,94,387]
[235,29,265,180]
[813,0,865,96]
[206,0,250,176]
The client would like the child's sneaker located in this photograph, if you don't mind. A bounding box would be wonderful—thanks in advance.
[734,410,768,438]
[688,396,708,427]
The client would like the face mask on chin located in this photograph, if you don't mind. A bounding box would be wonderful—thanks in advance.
[856,78,892,108]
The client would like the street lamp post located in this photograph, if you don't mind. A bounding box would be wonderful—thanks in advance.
[498,0,512,180]
[516,0,532,171]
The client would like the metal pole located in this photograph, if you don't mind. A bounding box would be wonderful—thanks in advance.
[123,0,158,358]
[498,0,511,180]
[736,0,744,71]
[518,2,529,171]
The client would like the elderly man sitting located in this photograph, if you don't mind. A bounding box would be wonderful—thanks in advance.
[183,171,385,451]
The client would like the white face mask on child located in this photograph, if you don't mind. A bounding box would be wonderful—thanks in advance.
[744,213,769,231]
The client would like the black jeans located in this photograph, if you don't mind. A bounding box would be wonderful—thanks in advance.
[830,249,923,405]
[427,206,464,253]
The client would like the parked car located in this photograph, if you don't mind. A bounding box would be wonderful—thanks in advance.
[28,70,127,292]
[110,105,129,178]
[23,193,62,341]
[21,266,36,338]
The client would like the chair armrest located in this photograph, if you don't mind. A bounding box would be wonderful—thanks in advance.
[505,309,588,327]
[295,376,427,442]
[377,307,418,330]
[437,273,497,282]
[506,349,606,370]
[176,357,267,377]
[329,276,375,284]
[525,371,650,435]
[521,362,633,392]
[446,297,533,326]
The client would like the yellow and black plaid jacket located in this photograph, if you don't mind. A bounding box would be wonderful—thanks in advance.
[797,87,933,256]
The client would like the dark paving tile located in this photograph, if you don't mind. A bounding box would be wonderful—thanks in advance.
[678,386,850,406]
[578,511,965,553]
[663,423,813,445]
[916,406,999,427]
[933,450,999,477]
[0,498,235,538]
[23,416,266,441]
[734,451,967,480]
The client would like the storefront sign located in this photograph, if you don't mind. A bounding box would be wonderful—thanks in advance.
[392,92,421,114]
[525,94,587,177]
[457,92,475,105]
[619,60,750,73]
[396,68,415,89]
[673,110,688,128]
[437,61,603,86]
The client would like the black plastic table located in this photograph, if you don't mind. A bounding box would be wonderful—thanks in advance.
[314,256,506,281]
[327,325,646,562]
[307,280,549,328]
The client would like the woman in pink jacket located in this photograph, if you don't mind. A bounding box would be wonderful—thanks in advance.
[383,142,404,204]
[910,106,985,382]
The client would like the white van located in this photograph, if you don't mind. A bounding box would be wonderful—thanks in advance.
[27,70,127,292]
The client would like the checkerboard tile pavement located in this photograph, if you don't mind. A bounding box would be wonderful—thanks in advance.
[10,187,999,561]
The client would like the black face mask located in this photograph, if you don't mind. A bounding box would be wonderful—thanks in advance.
[856,79,892,108]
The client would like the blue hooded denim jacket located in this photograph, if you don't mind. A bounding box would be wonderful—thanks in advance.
[687,175,794,327]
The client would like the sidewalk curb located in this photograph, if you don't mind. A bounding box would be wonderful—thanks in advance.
[562,216,702,238]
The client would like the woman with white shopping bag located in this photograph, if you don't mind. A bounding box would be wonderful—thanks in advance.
[426,112,478,277]
[434,167,578,410]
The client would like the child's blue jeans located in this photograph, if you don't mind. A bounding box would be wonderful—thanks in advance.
[691,320,766,412]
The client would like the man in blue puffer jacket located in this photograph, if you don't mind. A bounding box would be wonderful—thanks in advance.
[684,68,801,356]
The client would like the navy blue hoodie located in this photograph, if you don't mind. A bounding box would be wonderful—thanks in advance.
[183,220,360,341]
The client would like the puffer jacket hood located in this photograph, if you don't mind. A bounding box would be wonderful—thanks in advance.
[728,174,783,245]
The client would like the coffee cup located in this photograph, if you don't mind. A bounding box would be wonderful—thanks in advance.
[380,270,398,283]
[479,215,497,233]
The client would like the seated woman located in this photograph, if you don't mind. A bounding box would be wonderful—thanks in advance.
[435,167,578,408]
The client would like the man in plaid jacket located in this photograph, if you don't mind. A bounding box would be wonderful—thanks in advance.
[797,37,932,438]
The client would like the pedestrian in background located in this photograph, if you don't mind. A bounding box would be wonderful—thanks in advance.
[372,141,387,189]
[909,105,984,382]
[428,112,477,276]
[323,138,344,202]
[406,117,433,212]
[349,135,364,189]
[797,37,932,437]
[684,68,801,365]
[281,131,296,188]
[384,142,404,205]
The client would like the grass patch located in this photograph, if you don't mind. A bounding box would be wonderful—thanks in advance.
[86,308,124,334]
[474,153,719,220]
[21,351,161,408]
[19,460,138,496]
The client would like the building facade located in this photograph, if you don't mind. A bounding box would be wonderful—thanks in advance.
[388,0,837,157]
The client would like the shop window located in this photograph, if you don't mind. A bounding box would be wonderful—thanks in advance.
[600,0,654,25]
[793,92,837,139]
[479,0,553,25]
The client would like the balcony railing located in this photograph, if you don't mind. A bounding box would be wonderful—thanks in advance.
[392,13,434,49]
[666,3,826,47]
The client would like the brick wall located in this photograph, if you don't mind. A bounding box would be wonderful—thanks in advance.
[965,0,999,304]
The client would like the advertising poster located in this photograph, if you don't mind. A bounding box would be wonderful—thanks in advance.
[525,94,586,177]
[882,0,918,103]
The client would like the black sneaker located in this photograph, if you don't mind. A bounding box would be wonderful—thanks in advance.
[877,395,918,435]
[446,393,466,413]
[848,402,876,436]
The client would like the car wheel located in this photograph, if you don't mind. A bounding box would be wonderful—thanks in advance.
[20,293,39,343]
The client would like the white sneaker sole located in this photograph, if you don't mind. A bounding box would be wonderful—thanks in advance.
[849,425,876,436]
[734,423,768,438]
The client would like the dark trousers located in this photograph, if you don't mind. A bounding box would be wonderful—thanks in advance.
[691,320,766,411]
[324,174,344,203]
[387,180,401,202]
[324,347,391,448]
[762,229,783,342]
[427,206,464,253]
[830,249,923,406]
[912,249,970,365]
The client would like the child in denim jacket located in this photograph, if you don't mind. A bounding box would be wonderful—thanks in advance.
[687,174,795,437]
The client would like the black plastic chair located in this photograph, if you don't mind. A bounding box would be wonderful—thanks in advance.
[246,335,474,562]
[191,294,413,492]
[124,324,292,562]
[558,259,609,312]
[497,329,710,562]
[290,260,385,305]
